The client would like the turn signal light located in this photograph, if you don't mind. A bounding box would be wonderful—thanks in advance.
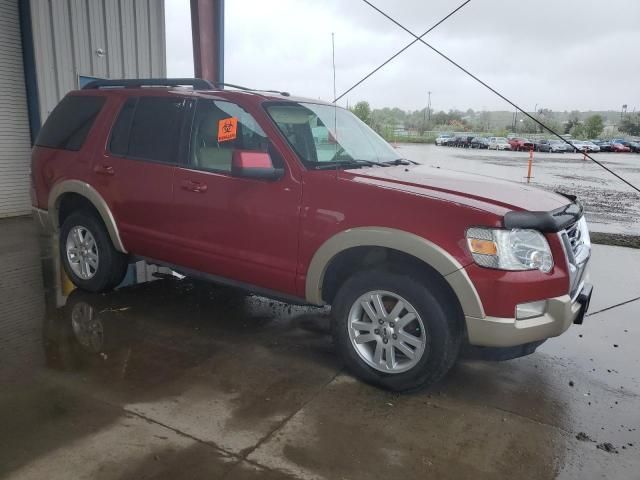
[468,238,498,256]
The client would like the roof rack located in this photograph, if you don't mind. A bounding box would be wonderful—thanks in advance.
[81,78,291,97]
[221,82,290,97]
[81,78,215,90]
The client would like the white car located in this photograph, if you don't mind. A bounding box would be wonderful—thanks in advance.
[435,134,453,146]
[582,141,600,153]
[488,137,512,150]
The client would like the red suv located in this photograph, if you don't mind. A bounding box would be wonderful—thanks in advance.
[31,78,593,391]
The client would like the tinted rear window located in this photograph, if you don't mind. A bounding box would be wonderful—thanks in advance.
[35,95,105,151]
[109,97,185,163]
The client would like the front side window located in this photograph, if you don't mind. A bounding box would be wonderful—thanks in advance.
[109,97,186,163]
[265,102,399,168]
[36,95,106,151]
[190,99,271,172]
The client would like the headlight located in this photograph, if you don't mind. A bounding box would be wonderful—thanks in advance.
[466,227,554,273]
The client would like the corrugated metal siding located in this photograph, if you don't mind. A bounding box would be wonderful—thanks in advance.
[0,0,33,217]
[0,218,45,382]
[30,0,167,120]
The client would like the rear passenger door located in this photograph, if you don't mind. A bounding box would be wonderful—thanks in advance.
[95,95,191,261]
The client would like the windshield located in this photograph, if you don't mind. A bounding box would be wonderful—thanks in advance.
[495,137,508,143]
[265,102,399,167]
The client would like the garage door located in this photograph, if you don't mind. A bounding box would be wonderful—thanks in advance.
[0,0,33,218]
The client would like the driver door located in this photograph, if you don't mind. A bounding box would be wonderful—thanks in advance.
[171,98,301,296]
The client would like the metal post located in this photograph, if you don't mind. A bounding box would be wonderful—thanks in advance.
[191,0,224,85]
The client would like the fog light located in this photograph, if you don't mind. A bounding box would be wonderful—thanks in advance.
[516,300,547,320]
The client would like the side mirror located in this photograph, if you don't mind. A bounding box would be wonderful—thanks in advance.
[231,150,284,181]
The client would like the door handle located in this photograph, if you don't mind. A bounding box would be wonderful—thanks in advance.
[181,180,208,193]
[94,164,114,176]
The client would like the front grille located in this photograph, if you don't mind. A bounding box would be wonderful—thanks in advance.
[565,221,583,257]
[560,216,591,300]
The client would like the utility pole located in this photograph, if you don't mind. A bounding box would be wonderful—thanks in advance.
[427,91,432,123]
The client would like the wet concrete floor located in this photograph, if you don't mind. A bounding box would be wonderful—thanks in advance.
[1,216,639,479]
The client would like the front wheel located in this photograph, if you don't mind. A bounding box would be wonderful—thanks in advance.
[60,211,129,293]
[332,269,463,391]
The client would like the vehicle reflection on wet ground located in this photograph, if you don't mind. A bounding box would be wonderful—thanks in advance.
[1,216,639,479]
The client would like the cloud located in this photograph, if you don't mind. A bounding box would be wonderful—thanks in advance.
[165,0,640,112]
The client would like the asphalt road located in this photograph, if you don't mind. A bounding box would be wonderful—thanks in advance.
[1,215,639,480]
[400,143,640,236]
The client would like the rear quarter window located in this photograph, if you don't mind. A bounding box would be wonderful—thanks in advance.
[35,95,106,151]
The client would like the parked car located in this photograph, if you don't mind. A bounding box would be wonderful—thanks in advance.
[435,134,453,146]
[592,140,612,152]
[443,135,458,146]
[567,140,586,152]
[582,141,600,153]
[488,137,512,150]
[616,140,640,153]
[470,137,489,149]
[31,78,593,392]
[534,139,549,152]
[536,140,568,153]
[611,142,631,153]
[448,135,472,148]
[627,141,640,153]
[508,137,535,151]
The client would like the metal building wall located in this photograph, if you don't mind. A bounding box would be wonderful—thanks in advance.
[30,0,167,120]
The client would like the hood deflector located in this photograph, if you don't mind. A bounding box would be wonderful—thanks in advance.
[503,198,583,233]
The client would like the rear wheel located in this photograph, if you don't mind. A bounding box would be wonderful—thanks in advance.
[60,211,128,293]
[332,269,463,391]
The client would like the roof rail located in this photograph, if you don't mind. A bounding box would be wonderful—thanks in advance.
[81,78,215,90]
[81,78,292,97]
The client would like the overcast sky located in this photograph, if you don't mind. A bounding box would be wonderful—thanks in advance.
[165,0,639,113]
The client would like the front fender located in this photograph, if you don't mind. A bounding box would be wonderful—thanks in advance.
[304,227,484,318]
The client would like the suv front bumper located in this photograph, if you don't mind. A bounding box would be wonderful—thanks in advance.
[465,282,593,348]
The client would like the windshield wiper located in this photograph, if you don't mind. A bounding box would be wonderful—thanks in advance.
[312,159,386,170]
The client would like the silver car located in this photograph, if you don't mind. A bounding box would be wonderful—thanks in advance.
[548,140,569,153]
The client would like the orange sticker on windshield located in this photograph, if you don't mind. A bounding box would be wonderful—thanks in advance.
[218,117,238,142]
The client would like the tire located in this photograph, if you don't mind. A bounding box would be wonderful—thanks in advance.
[332,269,463,392]
[60,211,128,293]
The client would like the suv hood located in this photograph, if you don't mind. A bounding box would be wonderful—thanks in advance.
[345,164,569,213]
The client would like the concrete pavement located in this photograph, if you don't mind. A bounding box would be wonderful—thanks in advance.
[1,216,638,479]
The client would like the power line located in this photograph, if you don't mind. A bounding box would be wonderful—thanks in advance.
[333,0,471,103]
[360,0,640,194]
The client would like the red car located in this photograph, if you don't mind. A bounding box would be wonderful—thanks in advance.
[611,143,631,153]
[508,137,535,151]
[31,78,593,391]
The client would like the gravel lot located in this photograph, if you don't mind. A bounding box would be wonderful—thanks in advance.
[399,144,640,238]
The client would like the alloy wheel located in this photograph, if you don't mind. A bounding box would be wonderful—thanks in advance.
[348,290,427,374]
[66,225,99,280]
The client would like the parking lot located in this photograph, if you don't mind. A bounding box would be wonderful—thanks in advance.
[398,144,640,237]
[1,213,639,479]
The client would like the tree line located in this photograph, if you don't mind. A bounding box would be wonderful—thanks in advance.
[349,101,639,139]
